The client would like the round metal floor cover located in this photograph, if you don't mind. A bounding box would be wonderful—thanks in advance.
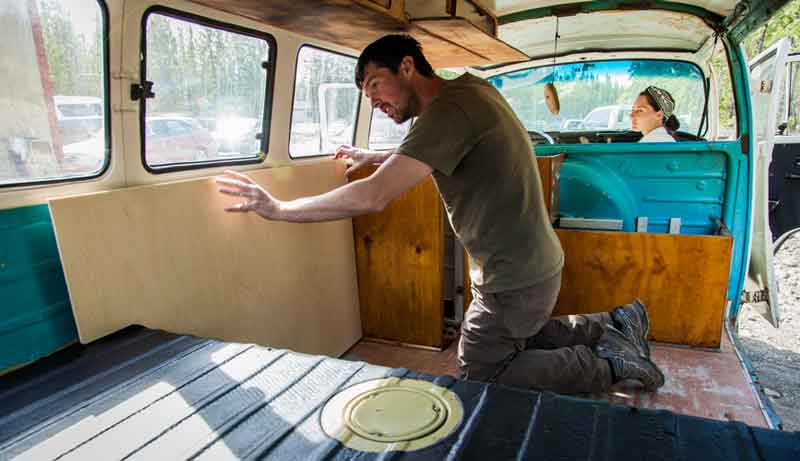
[320,378,463,452]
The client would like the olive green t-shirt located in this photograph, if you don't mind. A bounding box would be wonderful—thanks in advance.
[396,73,563,293]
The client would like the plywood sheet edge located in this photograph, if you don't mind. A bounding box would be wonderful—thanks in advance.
[50,161,362,357]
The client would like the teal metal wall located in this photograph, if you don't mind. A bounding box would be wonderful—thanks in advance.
[0,204,77,372]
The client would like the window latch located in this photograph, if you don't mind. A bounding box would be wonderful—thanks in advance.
[130,81,155,101]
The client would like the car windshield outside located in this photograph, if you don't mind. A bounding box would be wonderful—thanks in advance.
[488,59,705,134]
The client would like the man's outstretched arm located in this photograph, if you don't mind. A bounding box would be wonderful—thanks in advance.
[216,153,432,223]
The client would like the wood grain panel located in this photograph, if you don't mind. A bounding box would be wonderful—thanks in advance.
[411,19,527,63]
[554,229,733,348]
[189,0,406,49]
[49,161,362,357]
[350,165,444,348]
[187,0,528,68]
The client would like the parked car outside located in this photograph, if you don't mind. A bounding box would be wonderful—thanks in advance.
[61,115,220,172]
[61,130,105,174]
[581,105,632,130]
[145,115,219,165]
[212,115,261,155]
[53,95,104,144]
[560,119,584,130]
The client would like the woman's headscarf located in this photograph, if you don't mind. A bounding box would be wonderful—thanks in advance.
[645,86,675,118]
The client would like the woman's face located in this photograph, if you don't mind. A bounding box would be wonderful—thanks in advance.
[631,94,664,134]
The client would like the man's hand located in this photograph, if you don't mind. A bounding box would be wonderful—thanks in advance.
[216,170,282,220]
[334,145,387,178]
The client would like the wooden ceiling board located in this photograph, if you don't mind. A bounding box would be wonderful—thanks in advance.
[188,0,530,68]
[189,0,407,52]
[412,18,528,64]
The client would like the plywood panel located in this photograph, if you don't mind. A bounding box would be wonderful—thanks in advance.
[189,0,406,50]
[350,165,444,348]
[49,161,362,357]
[537,154,563,224]
[411,19,527,63]
[554,230,733,348]
[187,0,527,68]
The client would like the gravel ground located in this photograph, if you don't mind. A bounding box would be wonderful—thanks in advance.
[738,233,800,431]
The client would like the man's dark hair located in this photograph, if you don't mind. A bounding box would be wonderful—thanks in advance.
[355,35,435,89]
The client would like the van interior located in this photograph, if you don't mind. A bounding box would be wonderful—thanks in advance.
[1,0,799,458]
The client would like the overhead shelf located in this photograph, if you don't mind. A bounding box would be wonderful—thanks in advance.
[188,0,528,68]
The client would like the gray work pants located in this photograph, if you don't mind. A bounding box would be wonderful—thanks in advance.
[457,271,614,394]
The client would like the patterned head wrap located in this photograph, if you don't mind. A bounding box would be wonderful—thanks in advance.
[645,86,675,118]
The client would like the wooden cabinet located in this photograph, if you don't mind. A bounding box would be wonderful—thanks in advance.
[350,166,445,348]
[351,154,732,349]
[351,155,563,349]
[537,154,564,224]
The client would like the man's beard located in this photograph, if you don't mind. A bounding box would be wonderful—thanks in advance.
[392,91,421,124]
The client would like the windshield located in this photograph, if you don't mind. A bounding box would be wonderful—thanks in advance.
[488,60,705,134]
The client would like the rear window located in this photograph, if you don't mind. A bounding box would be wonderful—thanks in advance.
[1,0,108,187]
[488,60,705,135]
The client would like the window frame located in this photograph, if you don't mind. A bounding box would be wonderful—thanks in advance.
[139,6,277,174]
[367,108,412,151]
[288,44,360,160]
[1,0,111,189]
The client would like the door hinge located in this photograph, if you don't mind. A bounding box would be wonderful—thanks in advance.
[741,289,769,304]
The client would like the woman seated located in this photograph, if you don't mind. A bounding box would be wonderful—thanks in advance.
[632,86,680,142]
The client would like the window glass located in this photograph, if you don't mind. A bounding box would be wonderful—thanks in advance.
[368,109,411,150]
[711,44,738,139]
[488,60,705,135]
[143,11,272,168]
[289,46,358,158]
[750,53,780,142]
[785,61,799,136]
[1,0,106,186]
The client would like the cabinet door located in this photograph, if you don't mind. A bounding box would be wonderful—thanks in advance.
[351,166,444,348]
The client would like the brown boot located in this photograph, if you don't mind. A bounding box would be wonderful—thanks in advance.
[610,298,650,358]
[596,326,664,391]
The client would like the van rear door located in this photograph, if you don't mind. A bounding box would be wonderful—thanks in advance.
[745,38,791,328]
[769,52,800,247]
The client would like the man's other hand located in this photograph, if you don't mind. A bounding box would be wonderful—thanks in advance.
[334,145,377,178]
[216,170,282,220]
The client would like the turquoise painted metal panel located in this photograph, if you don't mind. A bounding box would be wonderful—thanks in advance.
[726,38,757,320]
[536,139,748,319]
[0,205,77,372]
[536,143,729,235]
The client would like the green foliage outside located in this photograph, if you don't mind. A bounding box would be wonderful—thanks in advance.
[714,0,800,134]
[36,0,800,137]
[490,61,705,133]
[39,0,102,97]
[144,14,269,120]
